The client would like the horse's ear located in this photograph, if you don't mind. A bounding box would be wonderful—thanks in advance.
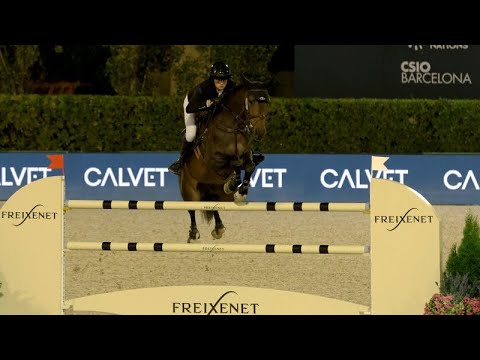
[241,73,254,86]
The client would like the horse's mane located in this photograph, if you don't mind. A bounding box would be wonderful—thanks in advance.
[229,81,268,94]
[208,80,270,122]
[222,81,267,104]
[223,84,246,100]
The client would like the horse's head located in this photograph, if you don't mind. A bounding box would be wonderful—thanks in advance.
[242,75,272,141]
[218,75,271,142]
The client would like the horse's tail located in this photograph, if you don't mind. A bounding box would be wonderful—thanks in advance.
[201,210,214,225]
[200,191,218,224]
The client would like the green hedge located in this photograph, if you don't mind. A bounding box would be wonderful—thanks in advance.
[1,95,480,153]
[0,95,184,152]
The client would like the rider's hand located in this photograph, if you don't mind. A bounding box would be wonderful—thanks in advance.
[209,97,222,107]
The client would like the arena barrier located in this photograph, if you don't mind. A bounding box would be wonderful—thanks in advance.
[0,156,441,315]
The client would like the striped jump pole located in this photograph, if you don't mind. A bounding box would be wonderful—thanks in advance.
[65,200,369,212]
[67,241,369,255]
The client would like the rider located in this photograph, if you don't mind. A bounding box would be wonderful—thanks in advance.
[168,61,236,175]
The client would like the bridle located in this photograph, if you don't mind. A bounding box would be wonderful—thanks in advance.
[216,88,270,137]
[213,87,270,158]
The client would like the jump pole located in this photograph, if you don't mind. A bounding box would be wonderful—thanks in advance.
[65,200,368,212]
[67,241,369,255]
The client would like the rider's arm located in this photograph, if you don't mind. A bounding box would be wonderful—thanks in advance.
[186,87,213,113]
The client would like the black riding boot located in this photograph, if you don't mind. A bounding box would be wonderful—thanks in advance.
[252,151,265,166]
[168,140,195,175]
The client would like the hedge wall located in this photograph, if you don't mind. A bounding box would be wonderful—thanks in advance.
[1,95,480,153]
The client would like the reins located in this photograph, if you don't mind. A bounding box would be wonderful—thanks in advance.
[214,103,253,158]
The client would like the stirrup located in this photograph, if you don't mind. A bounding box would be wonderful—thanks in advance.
[252,152,265,166]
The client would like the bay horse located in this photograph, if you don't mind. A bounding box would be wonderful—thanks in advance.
[179,76,271,242]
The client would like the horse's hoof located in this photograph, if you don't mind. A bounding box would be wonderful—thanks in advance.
[234,192,247,202]
[188,230,200,243]
[212,226,225,239]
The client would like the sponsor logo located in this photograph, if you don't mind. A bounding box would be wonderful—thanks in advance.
[401,61,472,85]
[0,167,52,187]
[374,208,434,231]
[444,170,480,190]
[202,204,226,211]
[201,244,225,252]
[320,169,408,189]
[84,167,169,187]
[172,290,260,315]
[408,45,469,51]
[0,204,59,226]
[408,45,424,51]
[249,168,287,188]
[83,167,287,189]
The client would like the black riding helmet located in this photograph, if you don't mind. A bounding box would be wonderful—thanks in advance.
[210,61,232,80]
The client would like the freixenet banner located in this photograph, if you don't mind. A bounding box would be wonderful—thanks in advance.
[1,152,480,205]
[295,45,478,98]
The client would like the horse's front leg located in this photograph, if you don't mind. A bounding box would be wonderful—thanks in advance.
[188,210,201,243]
[235,157,256,201]
[224,165,242,194]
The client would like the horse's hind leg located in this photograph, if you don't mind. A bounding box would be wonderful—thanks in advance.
[211,211,226,239]
[188,210,201,243]
[181,168,202,243]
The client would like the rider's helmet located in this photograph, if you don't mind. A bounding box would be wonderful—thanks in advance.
[210,61,232,80]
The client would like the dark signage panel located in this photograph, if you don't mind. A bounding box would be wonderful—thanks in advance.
[295,45,478,99]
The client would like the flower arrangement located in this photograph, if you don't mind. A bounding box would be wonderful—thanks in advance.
[425,213,480,315]
[425,293,480,315]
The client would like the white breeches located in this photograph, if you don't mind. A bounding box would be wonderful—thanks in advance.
[184,94,196,142]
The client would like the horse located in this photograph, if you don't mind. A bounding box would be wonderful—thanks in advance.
[179,76,272,243]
